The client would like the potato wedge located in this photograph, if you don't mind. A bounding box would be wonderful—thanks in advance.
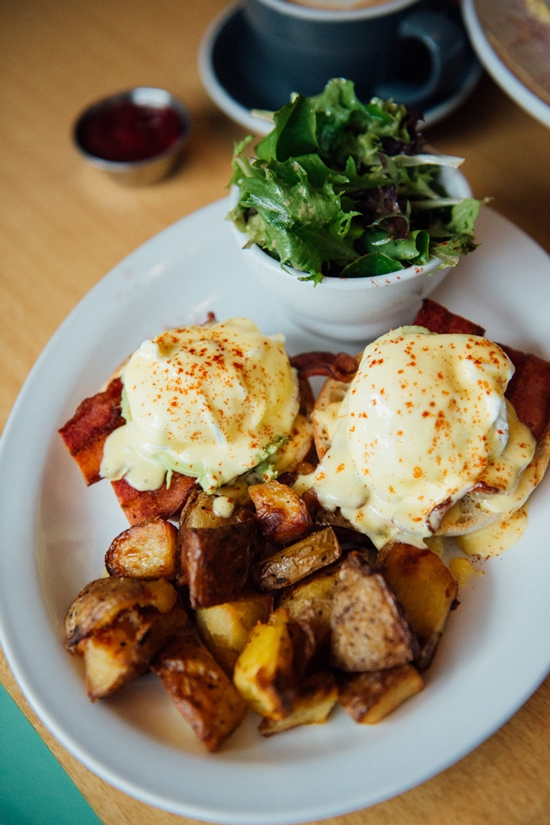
[253,526,342,592]
[375,542,458,670]
[77,604,186,700]
[248,480,312,546]
[277,565,340,667]
[233,607,296,720]
[180,489,254,530]
[152,623,248,752]
[259,672,338,736]
[330,552,418,672]
[105,517,178,580]
[338,664,424,724]
[195,593,273,674]
[65,577,178,651]
[179,519,258,609]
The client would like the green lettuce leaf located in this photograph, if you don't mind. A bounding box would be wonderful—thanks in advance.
[228,78,482,281]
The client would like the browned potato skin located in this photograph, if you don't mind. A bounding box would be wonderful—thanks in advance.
[330,552,418,672]
[375,542,458,670]
[105,518,178,580]
[338,664,424,724]
[253,526,342,592]
[248,480,312,546]
[277,566,340,668]
[179,489,255,530]
[233,607,296,720]
[152,621,248,753]
[195,593,273,674]
[78,605,187,701]
[259,672,338,736]
[65,577,178,651]
[179,519,259,609]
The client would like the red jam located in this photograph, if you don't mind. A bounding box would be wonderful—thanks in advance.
[77,101,184,163]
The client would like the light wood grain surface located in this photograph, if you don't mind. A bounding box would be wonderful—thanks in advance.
[1,2,549,824]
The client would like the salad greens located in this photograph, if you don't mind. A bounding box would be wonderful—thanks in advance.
[228,79,481,284]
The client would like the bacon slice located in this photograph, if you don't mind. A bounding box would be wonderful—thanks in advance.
[58,378,124,485]
[111,475,197,526]
[59,377,197,522]
[290,351,358,382]
[414,299,550,439]
[499,345,550,441]
[413,298,486,336]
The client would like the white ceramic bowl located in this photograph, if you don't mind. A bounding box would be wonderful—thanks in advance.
[232,166,473,341]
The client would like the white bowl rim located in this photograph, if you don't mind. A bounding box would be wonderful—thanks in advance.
[245,238,447,290]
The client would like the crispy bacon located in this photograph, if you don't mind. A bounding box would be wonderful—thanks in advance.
[111,475,197,526]
[413,298,485,336]
[414,299,550,440]
[59,377,197,523]
[499,345,550,441]
[58,378,124,485]
[290,351,358,382]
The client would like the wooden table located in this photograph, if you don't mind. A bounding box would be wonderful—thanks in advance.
[1,2,549,823]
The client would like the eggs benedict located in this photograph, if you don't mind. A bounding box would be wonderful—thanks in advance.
[299,325,540,550]
[99,317,304,494]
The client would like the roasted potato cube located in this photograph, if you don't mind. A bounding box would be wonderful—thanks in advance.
[330,552,418,672]
[259,672,338,736]
[375,542,458,670]
[338,664,424,724]
[179,519,258,609]
[180,489,254,530]
[152,623,248,752]
[233,607,296,720]
[65,577,178,651]
[195,593,273,674]
[278,566,340,667]
[77,605,186,700]
[105,517,178,579]
[253,527,342,592]
[248,480,312,546]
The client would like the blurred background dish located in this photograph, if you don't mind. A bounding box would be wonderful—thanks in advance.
[73,87,192,185]
[199,3,482,134]
[462,0,550,128]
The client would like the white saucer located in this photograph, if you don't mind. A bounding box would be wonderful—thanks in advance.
[462,0,550,129]
[199,3,483,135]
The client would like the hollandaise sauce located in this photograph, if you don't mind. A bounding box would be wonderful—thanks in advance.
[101,318,300,493]
[298,326,535,549]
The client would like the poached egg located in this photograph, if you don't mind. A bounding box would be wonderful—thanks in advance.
[100,318,300,493]
[299,326,536,549]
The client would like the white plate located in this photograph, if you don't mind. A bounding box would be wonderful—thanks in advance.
[462,0,550,128]
[199,3,482,135]
[1,198,549,825]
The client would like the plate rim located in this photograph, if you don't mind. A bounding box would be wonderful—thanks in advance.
[1,197,550,825]
[461,0,550,128]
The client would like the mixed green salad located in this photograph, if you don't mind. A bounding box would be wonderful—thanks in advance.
[228,79,481,284]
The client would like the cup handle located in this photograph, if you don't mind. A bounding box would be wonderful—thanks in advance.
[375,9,470,108]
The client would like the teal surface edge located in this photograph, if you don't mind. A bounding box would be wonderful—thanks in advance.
[0,684,103,825]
